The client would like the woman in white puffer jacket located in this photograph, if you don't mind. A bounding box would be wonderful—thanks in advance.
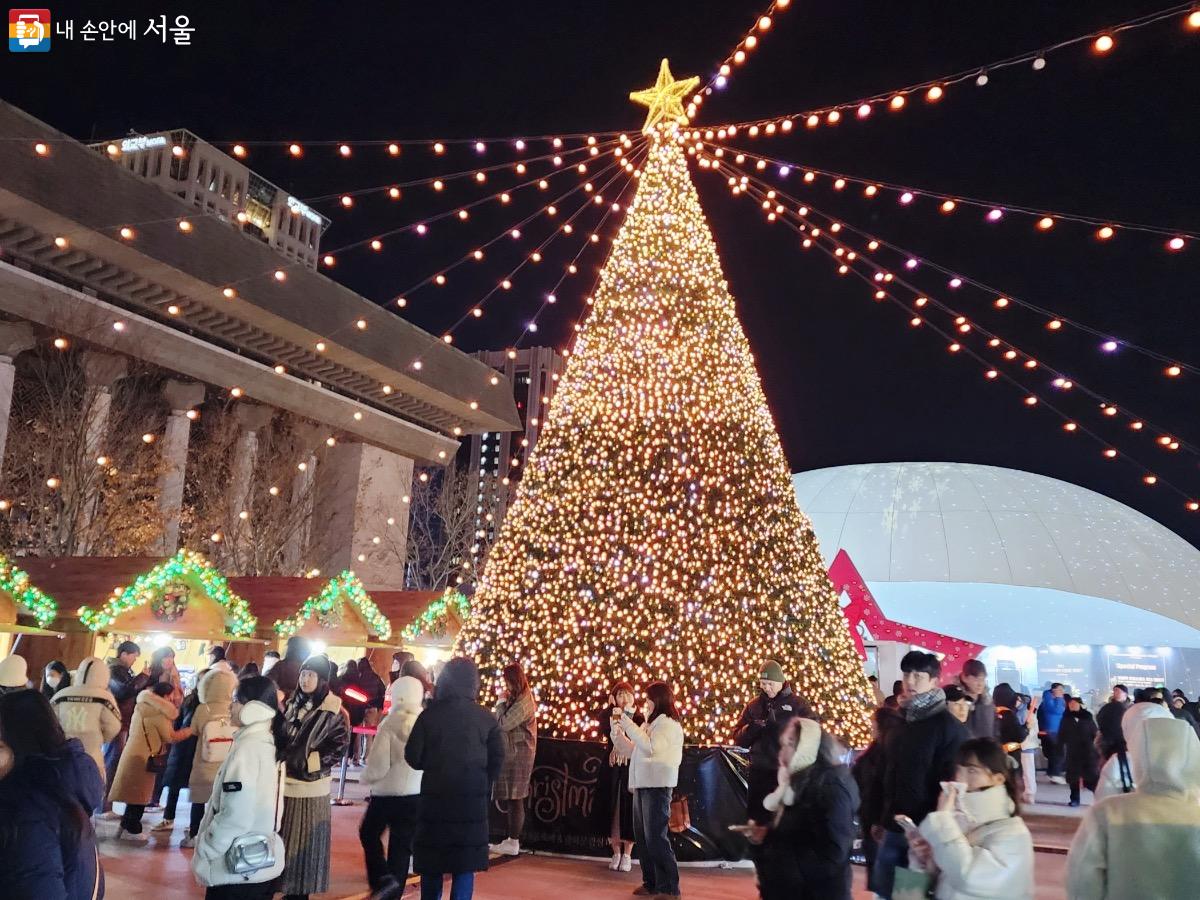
[358,675,424,893]
[192,675,286,900]
[51,655,121,786]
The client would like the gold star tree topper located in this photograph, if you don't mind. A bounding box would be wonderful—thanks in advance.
[630,58,700,135]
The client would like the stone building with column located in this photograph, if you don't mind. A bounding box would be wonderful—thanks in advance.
[0,100,520,591]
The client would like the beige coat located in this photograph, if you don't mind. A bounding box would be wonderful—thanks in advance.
[188,668,238,803]
[108,689,189,804]
[51,656,121,785]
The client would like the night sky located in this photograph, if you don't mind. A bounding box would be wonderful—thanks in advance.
[4,1,1198,546]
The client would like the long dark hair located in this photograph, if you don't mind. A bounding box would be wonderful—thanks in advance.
[957,737,1021,814]
[503,662,529,698]
[645,681,679,723]
[40,660,70,698]
[236,676,287,761]
[148,646,176,685]
[0,690,88,849]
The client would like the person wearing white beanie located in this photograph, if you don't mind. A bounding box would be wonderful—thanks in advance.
[752,718,860,900]
[0,653,29,697]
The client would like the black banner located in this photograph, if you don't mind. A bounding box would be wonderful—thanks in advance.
[490,738,751,862]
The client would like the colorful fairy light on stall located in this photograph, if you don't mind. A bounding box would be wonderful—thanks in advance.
[0,553,58,629]
[273,570,392,641]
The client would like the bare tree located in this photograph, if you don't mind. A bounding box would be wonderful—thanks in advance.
[181,406,325,575]
[401,461,501,590]
[0,346,167,556]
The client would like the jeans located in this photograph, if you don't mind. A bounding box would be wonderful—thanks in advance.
[633,787,678,895]
[420,872,474,900]
[870,829,910,900]
[359,794,418,890]
[102,729,128,810]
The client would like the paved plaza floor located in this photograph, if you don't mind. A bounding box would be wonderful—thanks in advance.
[99,772,1081,898]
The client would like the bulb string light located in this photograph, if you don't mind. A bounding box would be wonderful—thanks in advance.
[514,143,650,347]
[703,145,1199,378]
[711,158,1198,504]
[713,157,1200,461]
[698,3,1196,133]
[688,0,793,118]
[709,144,1200,245]
[392,148,637,323]
[0,552,59,629]
[273,569,392,641]
[17,129,630,150]
[457,120,876,746]
[414,154,639,361]
[302,137,624,207]
[78,548,258,635]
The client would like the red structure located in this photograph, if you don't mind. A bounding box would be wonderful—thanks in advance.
[828,549,984,681]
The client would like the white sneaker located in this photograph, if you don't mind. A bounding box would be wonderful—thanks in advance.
[179,835,195,849]
[619,854,632,873]
[489,837,520,856]
[116,829,148,845]
[151,819,174,832]
[609,851,622,870]
[1049,775,1067,785]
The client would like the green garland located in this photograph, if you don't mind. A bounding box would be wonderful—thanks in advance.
[78,549,256,636]
[273,570,392,641]
[403,588,470,641]
[0,554,58,629]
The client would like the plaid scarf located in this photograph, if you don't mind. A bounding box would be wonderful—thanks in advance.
[902,687,947,722]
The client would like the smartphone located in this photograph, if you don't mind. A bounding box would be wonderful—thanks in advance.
[894,815,921,838]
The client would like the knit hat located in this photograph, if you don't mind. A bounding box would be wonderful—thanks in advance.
[300,653,334,683]
[0,654,28,688]
[759,659,785,683]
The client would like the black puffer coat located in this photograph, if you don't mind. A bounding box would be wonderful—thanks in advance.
[758,763,860,900]
[162,690,201,789]
[733,686,812,771]
[405,658,505,875]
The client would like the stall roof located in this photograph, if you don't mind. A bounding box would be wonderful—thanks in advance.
[370,591,443,639]
[17,557,166,618]
[230,572,392,643]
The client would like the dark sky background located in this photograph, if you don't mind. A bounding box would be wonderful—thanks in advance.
[4,1,1198,546]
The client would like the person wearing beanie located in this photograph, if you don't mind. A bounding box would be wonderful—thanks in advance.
[278,654,349,899]
[733,658,812,827]
[267,636,311,700]
[752,718,860,900]
[0,653,29,697]
[51,656,121,787]
[359,675,425,894]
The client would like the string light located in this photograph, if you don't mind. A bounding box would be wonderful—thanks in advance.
[78,549,256,636]
[0,553,58,628]
[273,570,391,641]
[457,124,874,747]
[702,6,1195,135]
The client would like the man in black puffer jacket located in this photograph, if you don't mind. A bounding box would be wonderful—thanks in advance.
[405,656,505,897]
[733,659,812,824]
[870,651,967,900]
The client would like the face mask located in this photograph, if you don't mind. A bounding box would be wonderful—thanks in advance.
[391,661,401,672]
[46,675,61,688]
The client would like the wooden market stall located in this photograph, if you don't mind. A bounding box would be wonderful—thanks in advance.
[16,550,258,686]
[0,553,66,667]
[230,571,397,677]
[371,588,463,671]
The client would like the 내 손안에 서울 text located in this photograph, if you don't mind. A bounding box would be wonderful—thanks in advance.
[8,10,195,48]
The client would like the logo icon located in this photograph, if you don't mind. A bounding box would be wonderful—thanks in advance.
[8,9,50,52]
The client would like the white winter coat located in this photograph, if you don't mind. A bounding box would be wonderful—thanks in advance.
[360,676,423,797]
[919,784,1034,900]
[191,700,286,887]
[189,667,239,803]
[1067,716,1200,900]
[1093,701,1175,802]
[51,656,121,785]
[616,713,684,790]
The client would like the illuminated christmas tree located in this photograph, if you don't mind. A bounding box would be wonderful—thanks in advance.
[457,61,874,746]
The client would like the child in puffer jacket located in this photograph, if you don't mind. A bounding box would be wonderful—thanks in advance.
[359,675,425,894]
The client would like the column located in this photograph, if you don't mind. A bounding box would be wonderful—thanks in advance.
[77,352,129,554]
[280,423,324,575]
[309,442,414,591]
[155,379,205,554]
[228,404,275,572]
[0,323,35,477]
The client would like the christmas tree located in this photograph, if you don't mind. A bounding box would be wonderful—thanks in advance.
[457,61,874,746]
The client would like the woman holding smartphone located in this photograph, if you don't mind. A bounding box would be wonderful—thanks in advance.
[612,681,684,900]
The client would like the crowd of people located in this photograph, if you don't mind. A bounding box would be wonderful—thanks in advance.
[3,638,1200,900]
